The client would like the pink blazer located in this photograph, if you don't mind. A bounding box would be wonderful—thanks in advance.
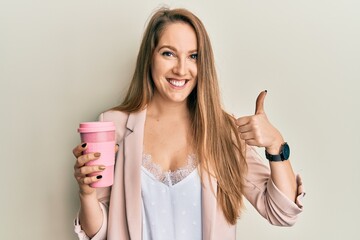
[75,109,304,240]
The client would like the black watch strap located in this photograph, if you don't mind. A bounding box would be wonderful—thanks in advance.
[265,142,290,162]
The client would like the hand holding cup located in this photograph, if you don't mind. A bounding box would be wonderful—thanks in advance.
[73,144,105,196]
[73,122,117,195]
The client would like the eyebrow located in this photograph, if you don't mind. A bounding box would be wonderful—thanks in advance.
[158,45,197,53]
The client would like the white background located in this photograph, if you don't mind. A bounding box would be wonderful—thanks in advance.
[1,0,359,239]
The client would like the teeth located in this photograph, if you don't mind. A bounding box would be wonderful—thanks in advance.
[169,79,186,87]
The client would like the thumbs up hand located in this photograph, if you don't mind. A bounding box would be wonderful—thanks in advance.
[236,90,284,154]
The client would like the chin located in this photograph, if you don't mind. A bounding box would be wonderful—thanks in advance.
[168,95,190,103]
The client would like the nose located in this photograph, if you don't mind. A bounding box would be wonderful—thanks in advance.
[173,57,187,76]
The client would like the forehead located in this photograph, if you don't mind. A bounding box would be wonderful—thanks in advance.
[157,22,197,50]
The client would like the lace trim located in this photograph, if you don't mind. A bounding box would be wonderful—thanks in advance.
[142,153,198,186]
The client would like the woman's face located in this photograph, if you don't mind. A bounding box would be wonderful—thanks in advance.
[151,22,198,104]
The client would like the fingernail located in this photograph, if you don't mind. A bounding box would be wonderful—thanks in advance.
[82,143,87,148]
[94,152,101,157]
[96,175,102,179]
[116,144,119,147]
[99,166,106,171]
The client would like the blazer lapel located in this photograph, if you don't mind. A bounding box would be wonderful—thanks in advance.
[201,170,217,240]
[124,109,147,240]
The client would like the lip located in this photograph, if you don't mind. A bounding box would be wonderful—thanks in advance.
[166,78,189,89]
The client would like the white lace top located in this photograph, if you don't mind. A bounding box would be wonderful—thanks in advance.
[141,153,202,240]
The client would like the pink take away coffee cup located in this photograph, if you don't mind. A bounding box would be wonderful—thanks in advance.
[78,122,116,188]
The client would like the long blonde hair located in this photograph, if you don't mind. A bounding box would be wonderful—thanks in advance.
[113,7,247,225]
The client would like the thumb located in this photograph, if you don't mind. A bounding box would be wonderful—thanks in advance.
[255,90,267,114]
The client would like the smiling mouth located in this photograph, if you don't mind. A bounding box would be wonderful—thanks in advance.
[167,79,189,87]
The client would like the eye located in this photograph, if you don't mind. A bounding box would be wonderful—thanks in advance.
[190,53,198,60]
[161,51,175,57]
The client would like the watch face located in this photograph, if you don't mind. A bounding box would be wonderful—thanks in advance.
[282,143,290,160]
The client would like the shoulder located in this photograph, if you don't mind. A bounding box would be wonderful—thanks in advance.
[99,110,130,142]
[99,109,129,123]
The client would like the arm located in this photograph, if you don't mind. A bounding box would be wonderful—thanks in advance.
[73,111,127,239]
[236,90,297,201]
[78,191,104,238]
[236,91,304,225]
[266,138,297,202]
[243,146,304,226]
[73,144,111,239]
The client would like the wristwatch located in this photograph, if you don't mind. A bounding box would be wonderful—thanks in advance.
[265,142,290,161]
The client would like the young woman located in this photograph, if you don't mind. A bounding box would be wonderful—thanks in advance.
[73,7,304,240]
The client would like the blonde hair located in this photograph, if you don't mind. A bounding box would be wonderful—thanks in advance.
[113,7,247,224]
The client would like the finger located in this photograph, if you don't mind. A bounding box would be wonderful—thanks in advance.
[75,165,106,177]
[115,144,119,153]
[239,131,255,141]
[74,152,101,168]
[245,139,258,146]
[80,175,102,185]
[255,90,267,115]
[73,143,87,158]
[235,116,251,126]
[237,124,252,133]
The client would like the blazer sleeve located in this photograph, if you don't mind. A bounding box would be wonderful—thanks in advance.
[243,145,305,226]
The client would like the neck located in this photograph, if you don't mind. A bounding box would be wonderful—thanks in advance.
[147,94,190,120]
